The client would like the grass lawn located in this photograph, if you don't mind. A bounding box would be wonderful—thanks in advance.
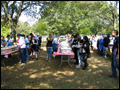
[1,43,119,89]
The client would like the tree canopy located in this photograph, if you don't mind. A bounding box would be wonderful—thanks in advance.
[1,1,119,40]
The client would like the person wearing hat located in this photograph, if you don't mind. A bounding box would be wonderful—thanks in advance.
[17,33,26,65]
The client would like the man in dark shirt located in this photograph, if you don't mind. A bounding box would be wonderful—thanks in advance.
[109,30,119,78]
[103,34,110,58]
[72,35,78,64]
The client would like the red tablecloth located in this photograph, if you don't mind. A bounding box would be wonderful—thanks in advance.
[1,49,19,58]
[53,44,74,58]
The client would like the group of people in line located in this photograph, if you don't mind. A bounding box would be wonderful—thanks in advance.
[46,33,90,70]
[1,32,42,65]
[89,30,119,78]
[90,34,112,58]
[1,30,119,78]
[46,30,119,78]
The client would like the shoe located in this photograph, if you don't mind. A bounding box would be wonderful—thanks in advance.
[36,58,38,60]
[19,61,22,64]
[104,56,107,58]
[109,75,117,78]
[74,62,78,65]
[21,63,25,65]
[76,65,81,68]
[32,57,34,59]
[82,64,89,70]
[46,57,48,61]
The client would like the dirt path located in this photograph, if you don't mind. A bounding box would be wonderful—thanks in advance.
[1,45,119,89]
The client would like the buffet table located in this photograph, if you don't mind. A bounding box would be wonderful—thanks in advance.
[53,43,75,69]
[1,45,20,66]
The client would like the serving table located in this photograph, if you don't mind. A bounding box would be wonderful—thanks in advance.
[1,45,20,67]
[53,43,75,69]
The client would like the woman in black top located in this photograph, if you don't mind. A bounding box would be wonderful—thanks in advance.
[30,36,39,60]
[46,34,53,62]
[81,36,90,70]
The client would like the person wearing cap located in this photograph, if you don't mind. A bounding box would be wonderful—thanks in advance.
[17,34,26,65]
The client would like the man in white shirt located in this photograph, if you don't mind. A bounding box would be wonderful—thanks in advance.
[17,34,26,65]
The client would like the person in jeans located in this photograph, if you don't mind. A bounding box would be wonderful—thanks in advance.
[103,34,110,58]
[72,35,78,64]
[109,30,119,78]
[46,34,53,62]
[23,35,29,62]
[17,34,26,65]
[76,36,83,68]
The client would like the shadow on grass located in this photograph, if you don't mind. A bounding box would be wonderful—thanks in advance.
[1,46,119,89]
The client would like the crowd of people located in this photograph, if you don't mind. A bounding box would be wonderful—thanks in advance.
[1,30,119,78]
[89,30,119,78]
[1,32,42,65]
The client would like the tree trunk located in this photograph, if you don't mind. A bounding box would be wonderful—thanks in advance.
[113,18,117,30]
[9,23,17,42]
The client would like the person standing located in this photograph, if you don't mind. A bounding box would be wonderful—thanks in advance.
[17,34,26,65]
[6,35,13,58]
[46,34,53,62]
[72,35,78,64]
[69,34,74,47]
[90,35,94,50]
[1,36,6,61]
[103,34,110,58]
[5,35,12,47]
[99,36,104,56]
[37,33,42,51]
[109,30,119,78]
[1,36,6,47]
[23,35,29,62]
[30,36,39,60]
[32,32,38,40]
[53,35,59,52]
[76,36,83,68]
[97,36,100,55]
[66,33,70,43]
[81,36,90,70]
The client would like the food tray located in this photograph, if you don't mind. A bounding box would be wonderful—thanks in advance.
[61,48,72,54]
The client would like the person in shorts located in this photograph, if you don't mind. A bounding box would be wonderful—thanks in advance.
[103,34,110,58]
